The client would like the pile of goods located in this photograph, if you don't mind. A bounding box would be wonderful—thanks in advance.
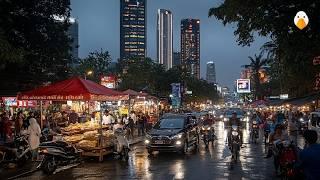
[61,122,115,150]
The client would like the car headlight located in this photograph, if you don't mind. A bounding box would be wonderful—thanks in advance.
[224,118,228,121]
[207,127,211,130]
[144,139,150,144]
[247,112,251,115]
[176,140,182,145]
[220,115,224,118]
[172,133,183,139]
[299,118,304,122]
[232,131,238,136]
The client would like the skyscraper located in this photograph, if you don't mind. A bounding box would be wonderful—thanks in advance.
[157,9,173,70]
[206,61,216,84]
[173,52,181,66]
[120,0,146,61]
[181,19,200,79]
[68,17,79,65]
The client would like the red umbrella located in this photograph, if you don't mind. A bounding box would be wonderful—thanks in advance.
[17,77,127,101]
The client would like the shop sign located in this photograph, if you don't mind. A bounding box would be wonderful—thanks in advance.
[2,97,37,107]
[280,94,289,99]
[101,76,116,89]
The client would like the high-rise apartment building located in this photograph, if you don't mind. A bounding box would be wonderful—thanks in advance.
[173,52,181,66]
[68,17,79,65]
[206,61,216,84]
[181,19,200,79]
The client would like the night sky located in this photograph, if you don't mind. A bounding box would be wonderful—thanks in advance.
[71,0,268,88]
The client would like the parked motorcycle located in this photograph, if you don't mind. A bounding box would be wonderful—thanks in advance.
[201,125,214,148]
[40,128,53,143]
[113,128,130,161]
[230,125,240,162]
[0,135,32,166]
[38,141,81,174]
[251,120,259,144]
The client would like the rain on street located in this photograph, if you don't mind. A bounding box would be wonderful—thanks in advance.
[5,121,284,180]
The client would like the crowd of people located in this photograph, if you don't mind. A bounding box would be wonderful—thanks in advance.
[245,109,320,179]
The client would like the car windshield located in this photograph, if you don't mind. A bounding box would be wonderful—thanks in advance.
[154,118,185,129]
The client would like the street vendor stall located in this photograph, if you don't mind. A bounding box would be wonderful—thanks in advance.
[18,77,128,161]
[122,89,159,123]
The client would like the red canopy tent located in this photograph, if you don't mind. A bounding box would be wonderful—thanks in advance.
[17,77,128,101]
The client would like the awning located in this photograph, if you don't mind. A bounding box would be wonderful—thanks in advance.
[18,77,128,101]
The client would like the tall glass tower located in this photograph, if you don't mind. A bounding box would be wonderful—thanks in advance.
[157,9,173,70]
[181,19,200,79]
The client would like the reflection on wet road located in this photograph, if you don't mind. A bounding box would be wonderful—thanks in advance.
[14,122,278,180]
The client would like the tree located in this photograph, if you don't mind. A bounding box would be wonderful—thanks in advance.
[246,52,270,100]
[209,1,320,97]
[0,0,72,94]
[74,49,112,82]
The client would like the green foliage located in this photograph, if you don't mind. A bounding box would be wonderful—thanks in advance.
[209,0,320,97]
[0,0,72,93]
[246,52,270,100]
[74,49,112,82]
[118,58,219,102]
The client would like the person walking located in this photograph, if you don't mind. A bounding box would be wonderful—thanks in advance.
[127,116,134,139]
[288,112,298,145]
[27,118,41,161]
[137,114,144,137]
[15,111,24,136]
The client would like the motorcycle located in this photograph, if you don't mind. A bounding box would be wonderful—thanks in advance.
[251,120,259,144]
[40,128,53,143]
[229,125,240,163]
[298,117,308,135]
[264,120,273,145]
[274,140,302,179]
[201,125,215,148]
[38,141,81,174]
[113,128,130,161]
[0,135,32,166]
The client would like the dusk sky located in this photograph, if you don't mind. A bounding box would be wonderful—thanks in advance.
[70,0,268,88]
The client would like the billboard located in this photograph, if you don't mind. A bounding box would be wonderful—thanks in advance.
[237,79,251,93]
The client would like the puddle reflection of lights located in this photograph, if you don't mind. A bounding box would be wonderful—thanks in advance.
[133,154,151,179]
[172,160,184,180]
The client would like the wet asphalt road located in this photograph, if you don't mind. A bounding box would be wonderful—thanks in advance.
[4,121,296,180]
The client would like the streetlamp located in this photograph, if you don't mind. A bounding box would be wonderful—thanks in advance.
[84,70,93,80]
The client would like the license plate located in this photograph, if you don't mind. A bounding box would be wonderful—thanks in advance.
[155,140,164,144]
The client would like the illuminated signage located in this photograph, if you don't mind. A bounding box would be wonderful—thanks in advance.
[237,79,251,93]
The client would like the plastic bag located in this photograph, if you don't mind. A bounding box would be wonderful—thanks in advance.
[222,145,232,159]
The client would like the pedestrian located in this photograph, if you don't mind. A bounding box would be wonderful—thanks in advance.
[288,112,298,145]
[122,114,129,125]
[15,111,24,136]
[1,112,11,142]
[102,110,115,127]
[27,118,41,161]
[127,116,134,139]
[299,130,320,180]
[68,110,79,124]
[137,114,145,136]
[23,111,34,129]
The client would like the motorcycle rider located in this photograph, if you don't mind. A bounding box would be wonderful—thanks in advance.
[249,113,261,142]
[265,124,289,175]
[227,112,243,146]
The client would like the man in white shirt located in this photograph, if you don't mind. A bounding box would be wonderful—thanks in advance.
[102,110,115,125]
[130,111,137,124]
